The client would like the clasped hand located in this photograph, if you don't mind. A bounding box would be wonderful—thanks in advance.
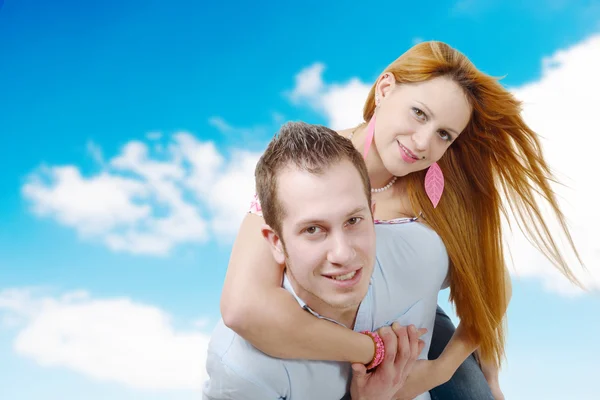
[349,323,426,400]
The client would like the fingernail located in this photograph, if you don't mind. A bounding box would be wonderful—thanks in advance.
[410,325,416,334]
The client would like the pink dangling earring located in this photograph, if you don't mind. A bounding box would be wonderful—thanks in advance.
[424,162,444,208]
[363,115,376,160]
[362,95,380,160]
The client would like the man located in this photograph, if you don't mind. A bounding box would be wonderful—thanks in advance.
[203,122,426,400]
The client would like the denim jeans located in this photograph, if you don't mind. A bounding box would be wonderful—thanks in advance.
[428,306,494,399]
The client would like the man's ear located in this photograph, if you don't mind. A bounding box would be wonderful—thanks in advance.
[261,224,286,265]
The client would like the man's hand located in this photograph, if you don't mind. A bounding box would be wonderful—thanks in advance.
[391,359,449,400]
[350,323,426,400]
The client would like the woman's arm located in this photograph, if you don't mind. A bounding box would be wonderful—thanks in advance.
[220,213,375,363]
[393,268,513,398]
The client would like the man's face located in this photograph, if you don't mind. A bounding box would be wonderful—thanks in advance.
[272,160,376,314]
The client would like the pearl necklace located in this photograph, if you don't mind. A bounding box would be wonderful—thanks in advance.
[349,126,397,193]
[371,176,397,193]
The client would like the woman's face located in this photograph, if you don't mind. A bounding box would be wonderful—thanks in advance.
[374,75,472,177]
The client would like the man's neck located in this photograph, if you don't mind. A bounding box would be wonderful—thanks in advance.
[284,274,360,329]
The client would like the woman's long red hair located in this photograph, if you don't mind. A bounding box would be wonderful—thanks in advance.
[363,41,584,366]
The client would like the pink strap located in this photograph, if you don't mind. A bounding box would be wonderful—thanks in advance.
[363,115,376,160]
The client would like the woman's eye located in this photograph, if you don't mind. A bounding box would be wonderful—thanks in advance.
[412,107,426,120]
[439,130,453,141]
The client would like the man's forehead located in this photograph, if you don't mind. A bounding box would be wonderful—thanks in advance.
[276,160,361,189]
[276,160,366,212]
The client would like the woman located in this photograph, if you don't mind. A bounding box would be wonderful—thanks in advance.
[220,41,583,399]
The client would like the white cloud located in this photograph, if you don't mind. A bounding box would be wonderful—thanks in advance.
[207,150,262,238]
[288,63,370,130]
[193,317,212,330]
[23,167,151,236]
[505,34,600,294]
[288,62,326,102]
[171,133,262,238]
[0,288,211,391]
[22,131,262,256]
[287,36,600,295]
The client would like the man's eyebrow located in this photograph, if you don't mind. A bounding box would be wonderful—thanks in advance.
[294,206,368,227]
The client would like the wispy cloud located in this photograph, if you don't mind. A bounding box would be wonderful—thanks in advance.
[208,116,274,146]
[0,287,210,390]
[208,116,238,133]
[146,131,163,141]
[86,140,105,165]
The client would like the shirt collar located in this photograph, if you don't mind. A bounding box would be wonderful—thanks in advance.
[283,274,349,328]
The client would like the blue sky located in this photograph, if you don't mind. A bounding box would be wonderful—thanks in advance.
[1,1,599,399]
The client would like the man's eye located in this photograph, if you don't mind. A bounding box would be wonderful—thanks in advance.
[305,226,322,235]
[347,217,362,225]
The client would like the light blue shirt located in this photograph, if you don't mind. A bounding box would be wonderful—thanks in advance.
[203,220,449,400]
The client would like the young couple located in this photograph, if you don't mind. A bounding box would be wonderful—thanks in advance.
[203,41,583,399]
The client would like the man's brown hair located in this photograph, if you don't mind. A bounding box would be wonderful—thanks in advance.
[255,121,371,236]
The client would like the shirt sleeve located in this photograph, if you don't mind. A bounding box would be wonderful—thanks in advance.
[440,271,450,290]
[248,193,263,217]
[203,352,284,400]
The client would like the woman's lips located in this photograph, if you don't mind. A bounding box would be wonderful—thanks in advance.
[398,142,419,164]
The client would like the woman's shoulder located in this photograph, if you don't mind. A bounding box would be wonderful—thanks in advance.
[248,193,263,217]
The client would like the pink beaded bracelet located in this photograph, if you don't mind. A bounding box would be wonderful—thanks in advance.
[361,330,385,370]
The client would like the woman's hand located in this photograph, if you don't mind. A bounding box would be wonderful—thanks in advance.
[350,323,426,400]
[476,349,505,400]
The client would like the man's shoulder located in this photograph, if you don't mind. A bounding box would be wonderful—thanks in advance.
[206,320,290,393]
[205,321,352,399]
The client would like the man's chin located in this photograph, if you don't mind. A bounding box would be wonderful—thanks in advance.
[324,293,365,310]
